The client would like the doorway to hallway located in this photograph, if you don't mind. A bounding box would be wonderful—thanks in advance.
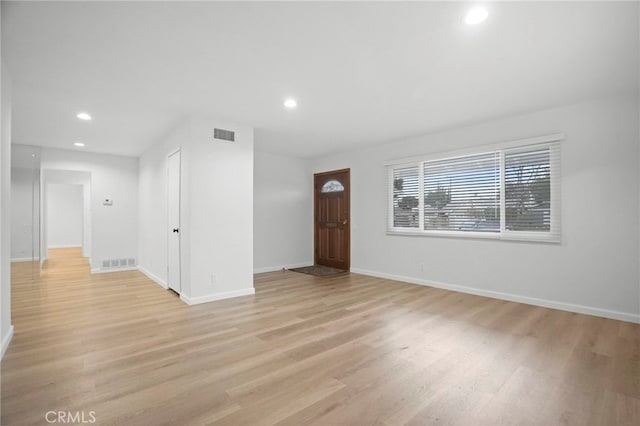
[41,170,92,274]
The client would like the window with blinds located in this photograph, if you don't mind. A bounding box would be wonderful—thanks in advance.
[505,148,552,232]
[387,135,561,242]
[424,153,500,232]
[392,165,420,228]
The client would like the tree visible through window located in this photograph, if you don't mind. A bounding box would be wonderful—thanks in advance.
[505,149,551,231]
[392,166,419,228]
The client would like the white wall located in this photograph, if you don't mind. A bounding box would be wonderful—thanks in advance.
[10,167,39,260]
[637,1,640,324]
[313,95,640,322]
[11,147,42,263]
[40,148,137,271]
[253,150,313,272]
[1,36,15,358]
[138,117,254,304]
[46,183,83,248]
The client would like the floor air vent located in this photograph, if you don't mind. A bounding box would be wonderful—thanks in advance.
[101,258,136,269]
[213,128,235,142]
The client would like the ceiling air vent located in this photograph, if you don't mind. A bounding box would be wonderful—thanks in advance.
[213,128,235,142]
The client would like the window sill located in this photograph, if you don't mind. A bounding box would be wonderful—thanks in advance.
[386,229,560,244]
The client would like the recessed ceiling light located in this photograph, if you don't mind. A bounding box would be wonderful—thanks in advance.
[283,98,297,109]
[76,112,92,121]
[74,142,85,147]
[465,7,488,25]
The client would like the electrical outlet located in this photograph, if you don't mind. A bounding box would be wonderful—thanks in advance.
[211,273,217,285]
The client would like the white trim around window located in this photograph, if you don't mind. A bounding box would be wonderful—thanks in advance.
[387,133,563,243]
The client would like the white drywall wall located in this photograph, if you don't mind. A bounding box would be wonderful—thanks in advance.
[10,167,39,260]
[313,95,640,322]
[46,183,83,248]
[40,148,137,271]
[253,150,313,272]
[1,48,14,358]
[138,117,254,303]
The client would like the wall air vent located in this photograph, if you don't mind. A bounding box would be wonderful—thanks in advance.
[213,128,235,142]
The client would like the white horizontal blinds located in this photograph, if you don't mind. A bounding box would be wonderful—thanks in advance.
[387,135,561,241]
[392,165,420,228]
[423,152,500,232]
[504,146,553,233]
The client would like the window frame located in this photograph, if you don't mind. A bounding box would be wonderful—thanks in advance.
[386,133,563,243]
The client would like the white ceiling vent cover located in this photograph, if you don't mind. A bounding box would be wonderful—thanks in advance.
[213,128,235,142]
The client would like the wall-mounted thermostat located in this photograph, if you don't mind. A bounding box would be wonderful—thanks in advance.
[103,199,113,206]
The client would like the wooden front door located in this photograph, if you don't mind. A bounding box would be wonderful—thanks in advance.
[314,169,350,270]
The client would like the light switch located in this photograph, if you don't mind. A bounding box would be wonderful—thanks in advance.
[103,199,113,206]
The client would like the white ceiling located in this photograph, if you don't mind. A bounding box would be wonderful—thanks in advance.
[3,1,638,158]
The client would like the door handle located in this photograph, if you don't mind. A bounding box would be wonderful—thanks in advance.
[342,220,348,225]
[173,228,179,233]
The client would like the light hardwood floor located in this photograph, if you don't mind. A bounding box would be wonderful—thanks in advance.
[1,248,639,425]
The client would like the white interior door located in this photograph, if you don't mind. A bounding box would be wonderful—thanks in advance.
[167,150,181,293]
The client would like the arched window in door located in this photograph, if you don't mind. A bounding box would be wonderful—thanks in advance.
[321,179,345,193]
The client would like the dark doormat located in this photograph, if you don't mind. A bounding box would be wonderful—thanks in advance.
[289,265,348,277]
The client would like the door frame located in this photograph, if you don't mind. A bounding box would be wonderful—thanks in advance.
[314,168,351,270]
[40,169,92,267]
[167,148,182,293]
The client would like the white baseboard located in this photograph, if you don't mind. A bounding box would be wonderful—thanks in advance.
[350,267,640,324]
[1,325,14,360]
[138,266,168,289]
[91,266,138,274]
[254,261,313,274]
[180,287,255,305]
[48,245,82,249]
[11,257,38,263]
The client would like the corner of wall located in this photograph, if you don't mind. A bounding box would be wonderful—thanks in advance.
[1,324,14,359]
[138,265,168,290]
[1,47,14,359]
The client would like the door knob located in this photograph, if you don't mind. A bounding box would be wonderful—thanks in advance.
[342,220,348,225]
[172,228,179,233]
